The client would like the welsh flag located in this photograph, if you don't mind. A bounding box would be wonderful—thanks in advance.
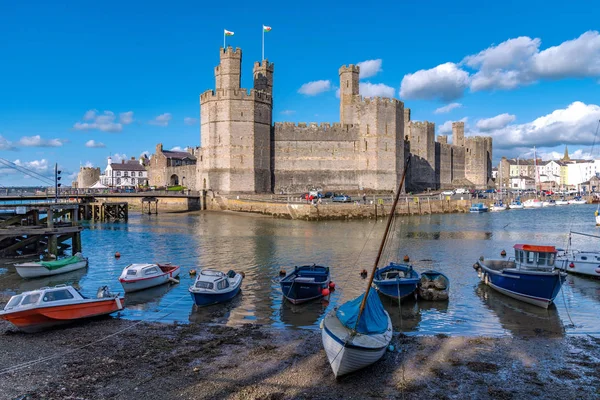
[224,29,234,36]
[263,25,272,32]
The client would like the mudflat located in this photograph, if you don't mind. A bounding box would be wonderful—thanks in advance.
[1,319,599,400]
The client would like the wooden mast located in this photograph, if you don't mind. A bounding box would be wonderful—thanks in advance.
[353,156,411,331]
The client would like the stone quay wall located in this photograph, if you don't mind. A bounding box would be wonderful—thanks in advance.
[92,196,201,213]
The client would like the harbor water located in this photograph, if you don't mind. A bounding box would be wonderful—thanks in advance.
[1,205,600,337]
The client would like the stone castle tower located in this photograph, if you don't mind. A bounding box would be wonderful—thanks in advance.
[198,47,273,193]
[76,166,101,189]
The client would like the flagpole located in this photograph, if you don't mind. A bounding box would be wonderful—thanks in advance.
[224,30,226,48]
[262,25,264,61]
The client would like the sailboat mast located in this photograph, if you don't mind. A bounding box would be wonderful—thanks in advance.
[353,156,411,330]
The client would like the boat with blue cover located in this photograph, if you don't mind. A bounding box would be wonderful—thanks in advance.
[373,263,420,300]
[469,203,488,213]
[474,244,566,308]
[280,264,330,304]
[189,269,244,307]
[321,156,412,377]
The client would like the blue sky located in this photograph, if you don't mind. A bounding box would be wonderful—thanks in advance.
[1,0,599,186]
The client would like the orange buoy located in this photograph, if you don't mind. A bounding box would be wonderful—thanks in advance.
[240,271,246,278]
[569,262,575,269]
[329,281,336,290]
[403,255,410,262]
[500,250,507,257]
[322,288,330,297]
[115,252,121,258]
[189,269,197,275]
[279,269,286,276]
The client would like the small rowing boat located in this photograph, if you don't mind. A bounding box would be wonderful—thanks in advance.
[189,269,244,306]
[373,263,420,300]
[119,263,180,293]
[417,270,449,301]
[280,264,331,304]
[14,253,88,279]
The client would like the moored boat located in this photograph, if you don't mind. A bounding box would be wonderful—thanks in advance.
[490,201,507,211]
[0,285,124,333]
[373,263,420,300]
[523,198,543,208]
[14,253,88,279]
[469,203,488,213]
[555,199,569,206]
[189,268,244,306]
[474,244,566,308]
[568,196,587,205]
[557,231,600,278]
[418,270,450,301]
[508,200,524,209]
[280,264,330,304]
[119,263,180,293]
[542,199,556,207]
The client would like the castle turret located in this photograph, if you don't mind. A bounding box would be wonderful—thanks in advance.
[215,47,242,90]
[452,121,465,147]
[253,60,274,95]
[339,65,360,125]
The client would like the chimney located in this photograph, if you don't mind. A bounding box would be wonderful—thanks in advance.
[131,156,135,160]
[121,160,125,164]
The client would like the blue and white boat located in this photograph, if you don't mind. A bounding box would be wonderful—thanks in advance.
[373,263,420,300]
[189,269,244,307]
[470,203,488,213]
[474,244,566,308]
[280,264,330,304]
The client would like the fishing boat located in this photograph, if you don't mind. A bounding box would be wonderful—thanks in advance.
[417,270,450,301]
[555,198,569,206]
[474,244,566,308]
[469,203,488,213]
[490,201,507,212]
[14,253,88,279]
[523,198,543,208]
[189,268,244,306]
[373,263,420,300]
[508,200,524,209]
[569,196,587,205]
[557,231,600,278]
[280,264,331,304]
[321,157,412,378]
[0,285,124,333]
[118,263,180,293]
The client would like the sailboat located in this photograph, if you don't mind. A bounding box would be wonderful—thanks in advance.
[321,157,411,377]
[523,147,543,208]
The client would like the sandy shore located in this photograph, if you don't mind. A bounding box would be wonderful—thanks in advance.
[1,319,599,400]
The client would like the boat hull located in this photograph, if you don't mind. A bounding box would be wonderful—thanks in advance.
[190,287,240,306]
[508,204,524,209]
[119,266,180,293]
[280,266,330,304]
[14,260,88,279]
[558,253,600,278]
[0,297,124,333]
[476,261,565,308]
[321,309,391,377]
[373,264,419,300]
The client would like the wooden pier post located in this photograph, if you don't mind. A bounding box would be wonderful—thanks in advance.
[47,208,58,256]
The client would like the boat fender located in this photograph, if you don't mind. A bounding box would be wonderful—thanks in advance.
[322,288,330,297]
[168,277,180,284]
[240,271,246,278]
[472,263,479,270]
[329,281,336,290]
[403,255,410,262]
[500,250,506,257]
[388,344,395,352]
[595,267,600,274]
[319,319,324,329]
[115,252,121,258]
[569,262,575,269]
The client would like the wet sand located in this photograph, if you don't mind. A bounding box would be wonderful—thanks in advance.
[1,319,599,400]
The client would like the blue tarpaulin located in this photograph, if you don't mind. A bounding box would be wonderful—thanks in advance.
[336,289,388,335]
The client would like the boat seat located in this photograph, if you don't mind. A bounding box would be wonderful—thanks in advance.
[294,277,315,283]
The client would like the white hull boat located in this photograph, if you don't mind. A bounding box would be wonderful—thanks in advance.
[596,215,600,226]
[14,253,88,279]
[542,201,556,207]
[523,199,543,208]
[555,200,569,206]
[321,300,392,377]
[119,263,180,293]
[569,200,587,205]
[490,205,507,212]
[508,203,524,209]
[558,250,600,278]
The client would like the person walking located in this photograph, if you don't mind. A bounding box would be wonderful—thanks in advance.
[362,193,367,204]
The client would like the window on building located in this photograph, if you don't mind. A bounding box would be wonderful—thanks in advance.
[124,171,128,177]
[116,171,121,176]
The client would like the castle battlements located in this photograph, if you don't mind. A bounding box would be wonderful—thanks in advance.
[359,97,402,106]
[410,121,435,128]
[339,64,360,74]
[253,60,274,71]
[200,88,272,103]
[219,46,242,58]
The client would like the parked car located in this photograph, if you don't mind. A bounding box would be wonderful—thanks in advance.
[323,192,333,198]
[441,190,455,196]
[455,188,468,194]
[332,195,352,203]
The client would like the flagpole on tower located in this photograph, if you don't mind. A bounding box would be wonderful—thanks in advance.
[262,25,265,61]
[224,29,226,48]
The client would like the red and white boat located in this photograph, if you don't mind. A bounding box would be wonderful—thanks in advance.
[118,263,180,293]
[0,285,124,333]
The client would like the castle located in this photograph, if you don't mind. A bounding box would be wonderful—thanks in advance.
[148,46,493,193]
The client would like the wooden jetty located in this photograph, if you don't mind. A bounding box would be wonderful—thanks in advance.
[79,201,128,222]
[141,197,159,215]
[0,203,83,259]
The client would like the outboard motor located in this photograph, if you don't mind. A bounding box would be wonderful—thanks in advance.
[96,286,114,299]
[227,270,236,279]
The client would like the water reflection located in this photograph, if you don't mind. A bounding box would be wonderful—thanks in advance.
[475,284,564,338]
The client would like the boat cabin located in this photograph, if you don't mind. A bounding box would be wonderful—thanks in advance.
[3,285,83,311]
[513,244,557,270]
[192,269,234,292]
[123,263,162,278]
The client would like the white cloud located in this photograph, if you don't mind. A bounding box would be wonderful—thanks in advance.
[183,117,198,125]
[149,113,172,127]
[434,103,462,114]
[14,159,49,174]
[85,139,106,148]
[170,146,187,152]
[475,113,516,131]
[335,88,340,98]
[359,82,395,98]
[280,110,296,116]
[84,161,94,168]
[110,153,127,163]
[298,80,331,96]
[0,135,16,151]
[119,111,134,125]
[18,135,64,147]
[357,59,382,79]
[141,150,151,158]
[479,101,600,149]
[401,30,600,99]
[399,63,470,102]
[74,110,122,133]
[438,117,469,135]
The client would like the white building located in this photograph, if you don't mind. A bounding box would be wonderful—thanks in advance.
[565,160,595,188]
[537,160,561,187]
[100,157,148,188]
[510,176,535,190]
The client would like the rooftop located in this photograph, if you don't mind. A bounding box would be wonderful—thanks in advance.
[109,160,147,172]
[162,149,197,161]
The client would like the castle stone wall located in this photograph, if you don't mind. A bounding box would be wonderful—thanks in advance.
[435,143,452,188]
[465,137,490,188]
[408,121,436,190]
[452,146,466,183]
[77,167,100,188]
